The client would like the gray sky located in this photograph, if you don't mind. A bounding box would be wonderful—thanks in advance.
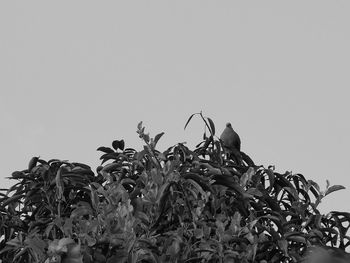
[1,1,350,213]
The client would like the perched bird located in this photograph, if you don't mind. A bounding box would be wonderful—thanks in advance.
[220,123,241,152]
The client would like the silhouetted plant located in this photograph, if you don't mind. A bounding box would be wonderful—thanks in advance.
[0,115,349,262]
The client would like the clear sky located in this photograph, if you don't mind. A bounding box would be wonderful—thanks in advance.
[1,1,350,213]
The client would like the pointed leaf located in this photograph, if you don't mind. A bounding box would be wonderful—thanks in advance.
[101,162,119,172]
[184,113,196,130]
[28,156,39,171]
[100,152,120,163]
[283,187,299,201]
[55,168,64,200]
[325,185,346,196]
[154,132,164,147]
[308,180,320,193]
[71,162,91,170]
[186,178,206,197]
[137,121,143,131]
[206,117,215,135]
[97,147,114,154]
[2,194,23,207]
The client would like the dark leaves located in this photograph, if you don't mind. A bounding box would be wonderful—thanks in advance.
[154,132,164,147]
[206,117,215,136]
[1,118,349,263]
[112,140,125,151]
[28,157,39,172]
[97,146,114,154]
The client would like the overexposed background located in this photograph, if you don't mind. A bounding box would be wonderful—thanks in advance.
[1,1,349,213]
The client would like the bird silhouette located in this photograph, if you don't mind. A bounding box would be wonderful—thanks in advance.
[220,123,241,151]
[220,123,242,163]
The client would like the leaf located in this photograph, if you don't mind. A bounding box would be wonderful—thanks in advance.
[206,117,215,136]
[308,180,320,193]
[325,185,346,196]
[151,169,163,186]
[143,133,150,143]
[55,168,64,201]
[283,187,299,201]
[97,147,114,154]
[241,151,255,166]
[137,121,143,131]
[186,178,206,198]
[11,171,26,179]
[99,152,120,163]
[13,247,28,262]
[212,174,244,195]
[28,156,39,171]
[156,182,170,204]
[240,167,254,187]
[70,206,93,218]
[184,113,196,130]
[201,136,212,154]
[246,188,263,197]
[5,237,22,247]
[277,239,288,256]
[112,140,125,151]
[71,162,92,170]
[2,194,23,207]
[266,169,275,189]
[154,132,165,147]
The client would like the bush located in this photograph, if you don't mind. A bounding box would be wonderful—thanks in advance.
[1,114,349,262]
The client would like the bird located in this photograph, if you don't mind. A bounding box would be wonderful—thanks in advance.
[220,122,241,152]
[220,122,242,164]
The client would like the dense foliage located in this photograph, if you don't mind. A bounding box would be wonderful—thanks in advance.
[1,115,349,262]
